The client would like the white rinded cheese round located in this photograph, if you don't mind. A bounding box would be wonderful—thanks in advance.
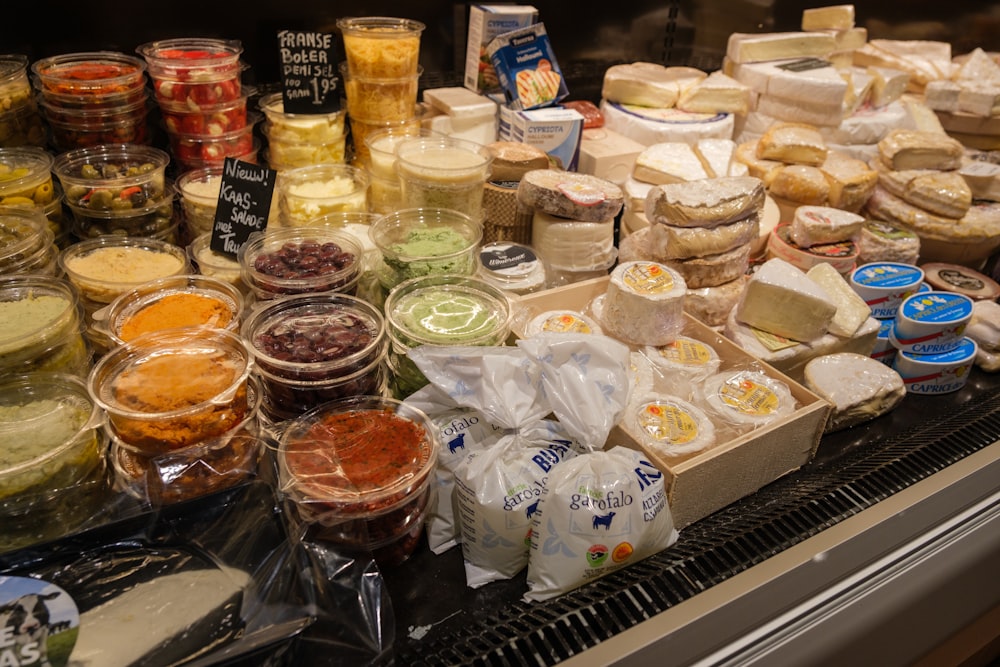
[644,335,721,381]
[627,394,717,457]
[526,310,603,337]
[531,210,616,271]
[701,369,795,426]
[803,352,905,432]
[600,100,736,146]
[602,261,687,346]
[819,101,909,146]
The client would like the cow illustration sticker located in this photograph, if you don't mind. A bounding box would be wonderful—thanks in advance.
[0,576,78,667]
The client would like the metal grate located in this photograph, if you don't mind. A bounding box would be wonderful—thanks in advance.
[396,385,1000,666]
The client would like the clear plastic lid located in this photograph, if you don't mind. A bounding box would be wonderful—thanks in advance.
[31,51,146,95]
[0,274,80,359]
[52,143,169,202]
[59,236,190,304]
[239,226,365,299]
[136,38,243,72]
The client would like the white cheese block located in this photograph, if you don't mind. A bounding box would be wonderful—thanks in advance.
[769,164,831,205]
[854,40,952,90]
[726,32,836,65]
[877,128,963,171]
[856,219,921,265]
[626,393,717,456]
[819,100,908,146]
[602,62,707,108]
[602,261,687,346]
[803,352,905,432]
[531,210,616,270]
[645,175,765,228]
[801,4,855,31]
[806,262,872,337]
[819,150,878,211]
[958,158,1000,202]
[758,121,828,165]
[841,67,875,116]
[735,257,837,341]
[600,100,736,147]
[633,142,709,185]
[732,57,848,107]
[966,299,1000,352]
[676,71,752,115]
[685,275,748,327]
[578,127,646,185]
[701,369,796,427]
[866,66,910,107]
[756,94,845,127]
[695,138,737,179]
[791,205,866,247]
[729,160,750,177]
[902,99,947,135]
[953,48,1000,85]
[924,79,961,113]
[517,169,625,222]
[662,242,752,288]
[957,83,1000,118]
[644,335,722,381]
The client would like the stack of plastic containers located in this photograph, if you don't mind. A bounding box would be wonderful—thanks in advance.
[0,147,67,244]
[0,207,58,277]
[137,38,259,173]
[0,55,46,148]
[31,52,151,151]
[258,91,347,171]
[336,17,425,165]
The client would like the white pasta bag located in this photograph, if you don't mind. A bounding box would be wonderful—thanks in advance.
[407,345,581,588]
[516,333,678,601]
[404,383,504,555]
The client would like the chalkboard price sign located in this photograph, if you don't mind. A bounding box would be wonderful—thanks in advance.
[210,158,277,258]
[278,29,341,113]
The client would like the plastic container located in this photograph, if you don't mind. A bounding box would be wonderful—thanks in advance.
[364,126,440,212]
[186,232,246,294]
[262,136,348,171]
[275,164,369,227]
[174,137,261,174]
[0,275,90,377]
[0,207,58,276]
[159,90,251,137]
[340,61,423,123]
[32,51,146,96]
[370,207,483,290]
[176,166,223,237]
[238,226,365,300]
[890,291,974,355]
[0,147,56,207]
[850,262,926,319]
[166,112,260,170]
[475,241,549,295]
[258,91,346,144]
[109,374,262,505]
[384,274,511,397]
[88,327,253,453]
[395,135,492,221]
[46,104,152,150]
[53,143,170,209]
[0,372,108,553]
[136,38,244,105]
[275,394,438,565]
[241,293,387,421]
[893,337,977,395]
[337,17,426,78]
[0,54,45,147]
[66,182,177,239]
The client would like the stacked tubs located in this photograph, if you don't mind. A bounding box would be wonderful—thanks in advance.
[0,207,58,277]
[0,54,46,148]
[0,146,68,244]
[31,52,151,151]
[259,91,347,171]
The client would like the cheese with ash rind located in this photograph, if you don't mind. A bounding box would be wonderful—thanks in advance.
[856,220,921,265]
[602,261,687,346]
[726,31,836,64]
[967,299,1000,351]
[877,129,963,171]
[791,205,865,247]
[801,4,855,31]
[735,257,837,341]
[676,71,752,115]
[806,262,872,337]
[684,275,748,328]
[701,369,796,427]
[627,393,717,456]
[819,150,878,211]
[601,63,706,108]
[769,164,830,205]
[644,176,765,228]
[648,215,760,260]
[633,142,709,185]
[517,169,624,222]
[803,352,905,432]
[758,122,828,166]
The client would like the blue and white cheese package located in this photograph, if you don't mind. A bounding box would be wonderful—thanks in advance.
[486,22,569,110]
[849,262,925,319]
[893,338,978,395]
[890,291,974,355]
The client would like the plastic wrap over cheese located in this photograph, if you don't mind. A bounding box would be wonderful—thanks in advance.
[645,176,765,228]
[601,261,687,346]
[518,168,624,222]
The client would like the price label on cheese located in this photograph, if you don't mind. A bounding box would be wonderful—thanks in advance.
[211,158,276,258]
[277,29,341,113]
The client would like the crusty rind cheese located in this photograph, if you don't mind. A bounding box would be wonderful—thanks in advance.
[601,62,706,108]
[684,276,748,327]
[735,257,837,341]
[790,205,866,247]
[818,151,878,211]
[662,242,752,288]
[769,164,830,205]
[644,176,765,228]
[803,352,905,432]
[602,261,687,346]
[648,215,760,260]
[757,121,829,166]
[877,129,963,171]
[735,140,784,185]
[517,169,625,222]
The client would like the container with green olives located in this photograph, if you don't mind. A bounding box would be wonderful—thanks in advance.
[53,143,169,211]
[0,55,46,148]
[66,182,178,241]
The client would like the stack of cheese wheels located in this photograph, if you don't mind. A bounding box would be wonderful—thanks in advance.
[481,141,550,245]
[620,175,764,327]
[864,128,1000,266]
[766,204,864,276]
[924,48,1000,151]
[516,169,624,281]
[734,120,878,220]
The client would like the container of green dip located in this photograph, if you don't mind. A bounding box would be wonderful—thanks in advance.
[384,274,511,397]
[370,207,483,290]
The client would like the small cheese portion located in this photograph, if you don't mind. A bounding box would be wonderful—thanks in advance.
[684,275,748,327]
[966,299,1000,352]
[645,176,765,228]
[662,242,752,288]
[803,352,905,432]
[623,176,656,211]
[877,129,963,171]
[602,62,706,107]
[853,40,952,91]
[517,169,624,222]
[841,67,874,116]
[902,99,947,135]
[648,215,760,260]
[953,48,1000,85]
[526,310,603,336]
[819,150,878,211]
[958,158,1000,202]
[628,394,717,456]
[735,140,784,185]
[701,369,796,427]
[791,205,865,247]
[735,257,837,341]
[695,138,738,179]
[866,66,910,108]
[827,27,868,51]
[676,71,751,115]
[758,122,828,166]
[726,32,836,64]
[633,142,709,185]
[769,165,831,205]
[924,80,961,113]
[486,141,551,181]
[577,128,646,185]
[874,161,973,219]
[806,262,872,337]
[602,261,687,346]
[645,335,722,381]
[801,4,855,31]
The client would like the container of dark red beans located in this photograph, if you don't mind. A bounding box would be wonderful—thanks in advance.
[240,293,388,422]
[274,395,439,565]
[238,226,365,301]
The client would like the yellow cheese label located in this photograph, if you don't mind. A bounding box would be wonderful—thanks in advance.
[750,325,800,352]
[718,376,780,416]
[541,313,594,333]
[637,402,699,445]
[657,338,712,366]
[622,263,675,294]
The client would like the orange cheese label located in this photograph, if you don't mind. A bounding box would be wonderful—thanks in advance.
[637,402,699,445]
[718,376,780,416]
[541,313,594,333]
[622,263,674,294]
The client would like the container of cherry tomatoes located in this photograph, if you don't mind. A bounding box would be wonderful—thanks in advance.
[158,89,252,137]
[136,38,245,107]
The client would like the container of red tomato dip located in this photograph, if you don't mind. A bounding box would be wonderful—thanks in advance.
[276,395,439,565]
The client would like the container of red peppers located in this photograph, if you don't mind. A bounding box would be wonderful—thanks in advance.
[275,395,439,565]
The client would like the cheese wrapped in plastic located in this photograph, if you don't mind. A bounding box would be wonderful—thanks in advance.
[648,214,760,259]
[804,352,905,432]
[790,205,865,247]
[602,261,687,346]
[877,128,963,171]
[645,176,765,228]
[601,62,705,108]
[758,121,828,166]
[873,160,972,219]
[518,169,624,222]
[735,257,837,341]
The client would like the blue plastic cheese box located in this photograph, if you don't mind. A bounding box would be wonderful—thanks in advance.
[486,22,569,110]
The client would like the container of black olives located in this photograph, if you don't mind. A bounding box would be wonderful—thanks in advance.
[240,293,388,422]
[238,226,365,301]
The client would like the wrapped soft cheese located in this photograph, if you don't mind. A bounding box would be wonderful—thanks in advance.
[601,62,706,107]
[819,101,909,147]
[735,140,784,185]
[700,368,796,428]
[769,165,830,206]
[531,210,616,270]
[806,262,872,337]
[601,261,687,346]
[685,276,748,328]
[758,121,828,166]
[517,169,624,222]
[600,100,735,146]
[645,176,765,228]
[962,299,1000,351]
[790,205,865,247]
[664,242,752,288]
[819,150,878,212]
[648,214,760,260]
[526,309,603,336]
[731,57,848,108]
[485,141,550,181]
[862,185,999,242]
[803,352,905,432]
[877,129,963,171]
[633,141,709,185]
[856,220,921,265]
[695,138,739,179]
[726,32,836,64]
[853,40,951,91]
[625,394,717,456]
[923,79,960,113]
[735,257,837,341]
[676,71,752,115]
[756,94,844,128]
[644,335,722,381]
[958,158,1000,202]
[875,166,972,219]
[976,346,1000,372]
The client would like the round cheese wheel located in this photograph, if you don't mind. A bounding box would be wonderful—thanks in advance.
[602,261,687,346]
[701,369,795,427]
[600,100,735,147]
[644,335,721,381]
[919,262,1000,300]
[626,394,716,457]
[517,169,624,222]
[526,310,603,336]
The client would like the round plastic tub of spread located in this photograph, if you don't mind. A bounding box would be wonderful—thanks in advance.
[336,17,425,79]
[240,293,387,422]
[394,135,493,221]
[100,273,244,348]
[88,327,253,453]
[66,182,177,240]
[258,91,346,144]
[0,372,108,553]
[0,274,89,377]
[53,143,170,210]
[275,163,370,227]
[0,207,57,276]
[186,232,246,294]
[275,394,438,565]
[0,146,56,208]
[239,226,365,300]
[384,274,512,397]
[348,115,421,166]
[370,207,483,290]
[176,166,223,237]
[109,374,262,505]
[136,38,244,104]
